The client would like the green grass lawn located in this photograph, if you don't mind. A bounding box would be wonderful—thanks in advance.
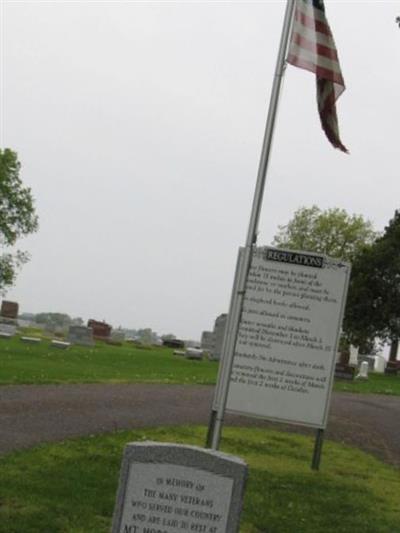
[1,333,399,395]
[0,335,217,385]
[0,426,398,533]
[334,372,400,395]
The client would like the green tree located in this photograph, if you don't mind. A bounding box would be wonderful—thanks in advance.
[272,205,377,262]
[0,149,38,292]
[35,313,72,328]
[343,211,400,360]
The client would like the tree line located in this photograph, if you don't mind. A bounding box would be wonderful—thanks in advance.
[273,206,400,360]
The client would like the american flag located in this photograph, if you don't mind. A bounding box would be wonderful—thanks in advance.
[287,0,348,153]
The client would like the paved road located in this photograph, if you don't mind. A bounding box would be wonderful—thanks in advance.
[1,384,399,467]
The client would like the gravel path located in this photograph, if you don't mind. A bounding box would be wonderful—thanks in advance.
[1,384,399,467]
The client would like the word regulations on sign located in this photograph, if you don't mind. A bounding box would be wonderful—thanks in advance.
[226,247,351,429]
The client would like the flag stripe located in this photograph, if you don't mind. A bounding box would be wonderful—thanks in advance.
[288,41,343,84]
[292,20,335,48]
[290,32,339,64]
[287,52,344,88]
[297,0,327,25]
[294,8,331,37]
[287,0,347,153]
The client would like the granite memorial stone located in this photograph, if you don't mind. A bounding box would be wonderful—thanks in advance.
[87,319,112,340]
[334,363,355,381]
[185,347,203,360]
[210,314,227,361]
[0,300,19,319]
[356,361,369,379]
[111,442,247,533]
[162,339,185,349]
[201,331,215,357]
[107,331,125,346]
[0,323,17,337]
[349,345,359,366]
[373,355,386,373]
[67,325,94,347]
[51,339,71,349]
[20,336,41,344]
[385,361,399,375]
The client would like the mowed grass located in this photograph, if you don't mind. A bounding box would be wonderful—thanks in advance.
[0,335,218,385]
[1,333,400,395]
[0,426,399,533]
[334,372,400,396]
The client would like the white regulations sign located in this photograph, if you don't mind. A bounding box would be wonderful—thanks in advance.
[226,247,350,429]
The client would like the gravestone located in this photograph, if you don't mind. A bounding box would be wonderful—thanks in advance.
[349,345,359,366]
[0,323,17,336]
[112,331,125,343]
[210,314,227,361]
[385,361,399,375]
[0,300,19,319]
[201,331,215,357]
[108,331,125,345]
[51,339,70,349]
[20,336,41,344]
[334,363,355,381]
[356,361,369,379]
[358,355,375,371]
[185,347,203,360]
[373,355,386,374]
[67,325,94,347]
[87,319,112,340]
[111,442,247,533]
[163,338,185,349]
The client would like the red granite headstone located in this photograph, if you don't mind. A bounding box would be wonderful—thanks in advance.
[87,319,112,340]
[0,301,19,319]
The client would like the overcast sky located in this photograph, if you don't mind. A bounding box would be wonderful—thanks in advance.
[1,1,399,339]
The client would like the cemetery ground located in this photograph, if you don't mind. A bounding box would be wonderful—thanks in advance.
[0,426,399,533]
[1,333,400,532]
[0,331,399,395]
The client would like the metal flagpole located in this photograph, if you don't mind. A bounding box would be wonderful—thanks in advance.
[210,0,297,450]
[205,249,245,448]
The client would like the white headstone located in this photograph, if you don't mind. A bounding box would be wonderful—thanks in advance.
[0,323,17,336]
[357,361,369,379]
[374,355,386,374]
[111,442,247,533]
[349,345,359,366]
[185,347,203,360]
[20,336,41,344]
[51,340,71,349]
